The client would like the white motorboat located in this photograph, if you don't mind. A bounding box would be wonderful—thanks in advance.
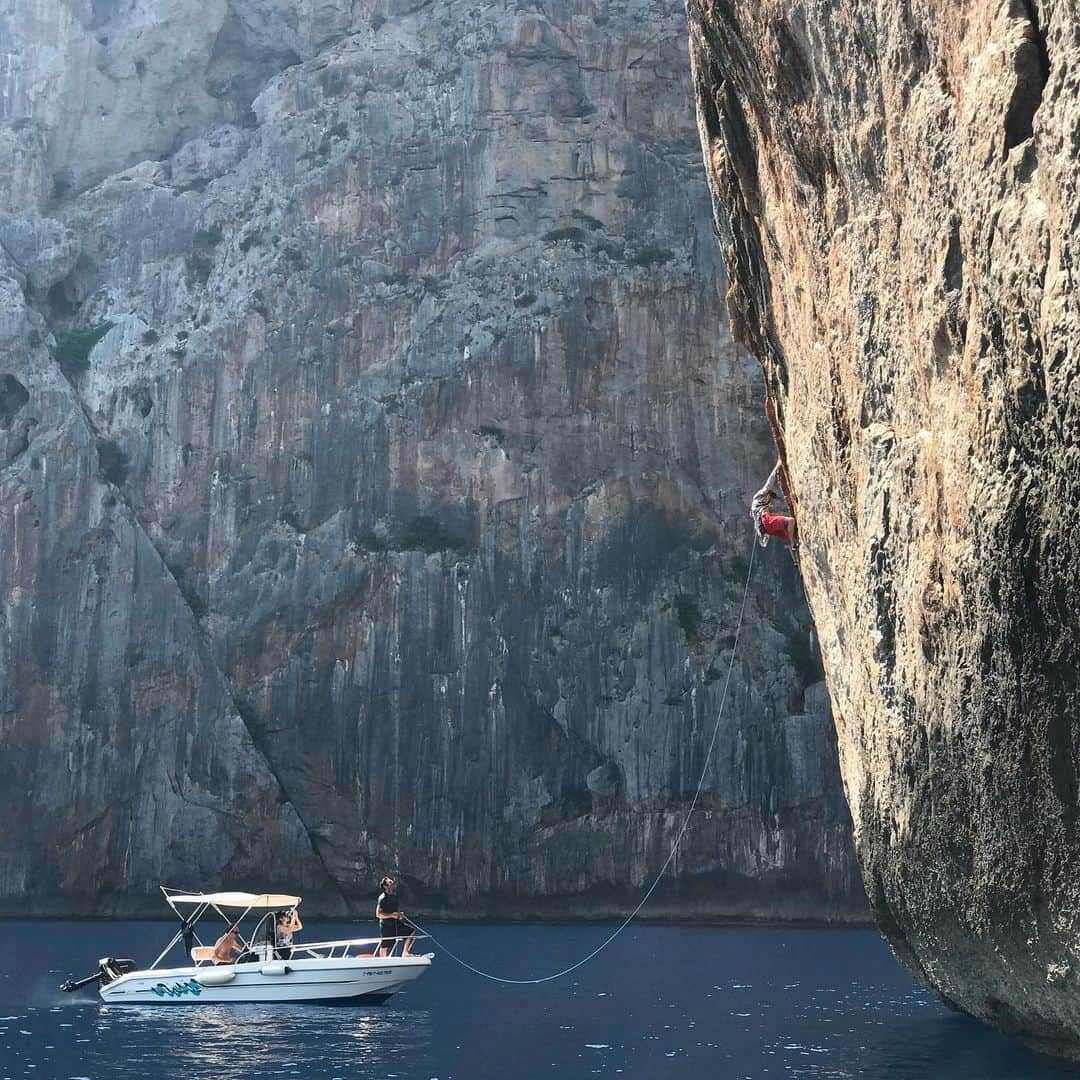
[60,887,432,1005]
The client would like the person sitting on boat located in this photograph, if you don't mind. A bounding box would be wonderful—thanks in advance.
[275,908,302,960]
[376,876,416,957]
[212,924,243,965]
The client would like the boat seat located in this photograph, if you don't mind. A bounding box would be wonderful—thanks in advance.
[191,946,217,964]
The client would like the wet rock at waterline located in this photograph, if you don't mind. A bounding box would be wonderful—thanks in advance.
[0,0,864,921]
[688,0,1080,1059]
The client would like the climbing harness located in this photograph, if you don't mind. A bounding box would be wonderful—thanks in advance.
[411,541,758,985]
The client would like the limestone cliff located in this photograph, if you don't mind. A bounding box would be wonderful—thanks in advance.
[689,0,1080,1057]
[0,0,864,920]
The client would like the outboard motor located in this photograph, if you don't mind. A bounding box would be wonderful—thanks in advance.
[60,957,136,993]
[99,957,137,985]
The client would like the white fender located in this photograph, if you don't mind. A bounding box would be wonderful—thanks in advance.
[259,961,291,976]
[195,968,236,986]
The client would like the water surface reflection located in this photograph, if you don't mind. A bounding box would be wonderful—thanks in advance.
[93,1003,432,1078]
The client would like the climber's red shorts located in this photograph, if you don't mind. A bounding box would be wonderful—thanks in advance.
[760,512,791,543]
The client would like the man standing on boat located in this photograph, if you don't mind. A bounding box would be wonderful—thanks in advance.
[376,876,417,957]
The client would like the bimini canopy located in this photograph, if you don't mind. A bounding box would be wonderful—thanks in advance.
[166,891,302,909]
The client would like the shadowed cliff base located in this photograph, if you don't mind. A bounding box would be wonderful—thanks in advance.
[688,0,1080,1061]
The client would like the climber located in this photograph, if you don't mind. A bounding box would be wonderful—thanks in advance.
[750,459,798,552]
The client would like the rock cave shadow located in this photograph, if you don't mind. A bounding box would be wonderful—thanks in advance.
[850,1011,1080,1078]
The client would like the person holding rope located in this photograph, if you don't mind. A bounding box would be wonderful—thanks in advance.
[376,875,417,957]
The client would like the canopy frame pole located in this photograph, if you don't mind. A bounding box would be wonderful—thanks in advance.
[150,929,183,971]
[149,888,303,966]
[151,898,208,970]
[210,901,255,952]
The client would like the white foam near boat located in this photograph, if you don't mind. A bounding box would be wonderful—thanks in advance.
[60,887,432,1005]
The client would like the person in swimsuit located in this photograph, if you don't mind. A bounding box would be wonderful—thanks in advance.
[212,924,243,965]
[376,876,416,957]
[275,908,302,960]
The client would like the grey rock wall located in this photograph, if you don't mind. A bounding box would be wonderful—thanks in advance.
[0,0,864,920]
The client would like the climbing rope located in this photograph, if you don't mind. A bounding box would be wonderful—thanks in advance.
[410,540,758,984]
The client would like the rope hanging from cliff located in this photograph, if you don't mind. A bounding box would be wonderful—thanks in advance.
[410,540,758,985]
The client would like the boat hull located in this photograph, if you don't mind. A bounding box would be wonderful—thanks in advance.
[99,955,431,1005]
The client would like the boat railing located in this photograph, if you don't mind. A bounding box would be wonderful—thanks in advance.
[289,934,429,960]
[191,935,429,965]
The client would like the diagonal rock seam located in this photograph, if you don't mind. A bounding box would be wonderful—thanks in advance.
[44,318,351,912]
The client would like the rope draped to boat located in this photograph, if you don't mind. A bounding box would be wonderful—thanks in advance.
[412,540,759,984]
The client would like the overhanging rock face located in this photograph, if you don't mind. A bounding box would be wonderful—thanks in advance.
[0,0,864,920]
[688,0,1080,1057]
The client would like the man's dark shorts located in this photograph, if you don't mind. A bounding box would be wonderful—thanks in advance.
[381,917,415,942]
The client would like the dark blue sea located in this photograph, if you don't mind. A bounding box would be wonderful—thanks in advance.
[2,921,1078,1079]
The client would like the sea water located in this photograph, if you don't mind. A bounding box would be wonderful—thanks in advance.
[1,921,1078,1079]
